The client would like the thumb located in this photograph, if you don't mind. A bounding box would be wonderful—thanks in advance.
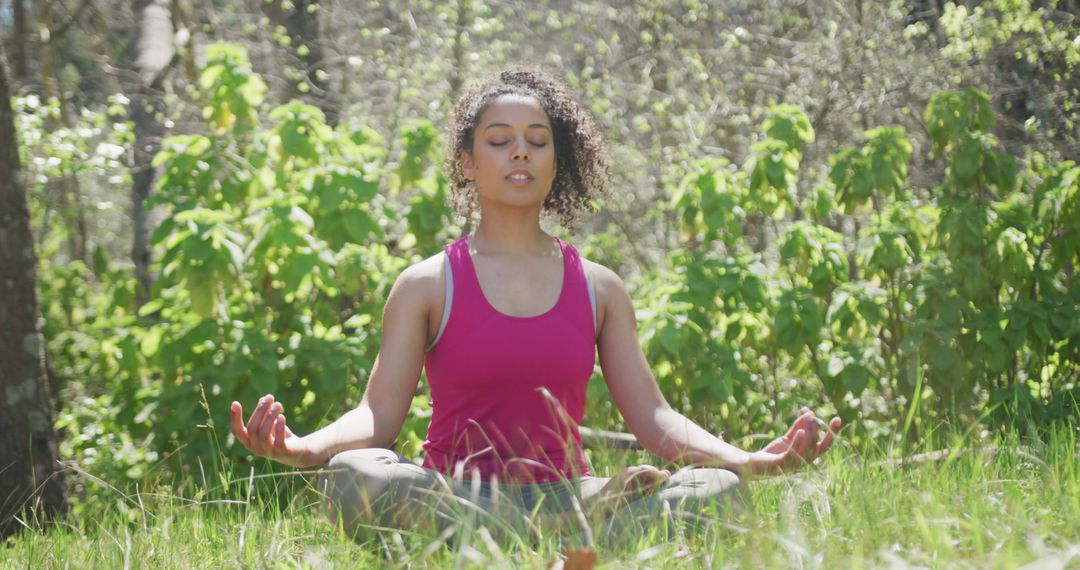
[230,401,250,445]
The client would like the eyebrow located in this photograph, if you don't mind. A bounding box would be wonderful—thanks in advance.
[483,122,551,132]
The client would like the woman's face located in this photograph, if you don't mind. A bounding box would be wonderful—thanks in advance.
[461,95,557,211]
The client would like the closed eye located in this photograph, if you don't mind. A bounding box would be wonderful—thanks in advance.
[488,140,548,148]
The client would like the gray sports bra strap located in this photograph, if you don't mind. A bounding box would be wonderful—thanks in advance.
[586,272,597,333]
[427,253,454,350]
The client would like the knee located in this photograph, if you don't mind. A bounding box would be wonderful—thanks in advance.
[322,448,399,501]
[320,448,401,530]
[705,468,744,500]
[662,467,745,505]
[713,468,742,492]
[327,448,399,469]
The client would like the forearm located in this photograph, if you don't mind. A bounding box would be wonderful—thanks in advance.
[300,403,389,464]
[639,407,751,473]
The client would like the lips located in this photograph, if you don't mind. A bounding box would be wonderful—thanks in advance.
[506,170,534,183]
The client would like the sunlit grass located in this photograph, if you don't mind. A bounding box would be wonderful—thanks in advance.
[3,428,1078,568]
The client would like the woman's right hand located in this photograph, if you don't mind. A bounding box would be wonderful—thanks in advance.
[230,395,321,468]
[586,464,671,518]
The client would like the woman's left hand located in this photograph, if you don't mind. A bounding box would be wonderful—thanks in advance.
[747,407,842,475]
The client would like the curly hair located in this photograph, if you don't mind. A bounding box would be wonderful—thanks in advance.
[445,67,609,227]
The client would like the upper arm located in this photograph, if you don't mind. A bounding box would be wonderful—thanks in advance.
[359,257,441,448]
[590,262,673,448]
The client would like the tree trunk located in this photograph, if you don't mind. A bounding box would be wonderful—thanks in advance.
[11,0,30,85]
[130,0,175,308]
[171,0,199,84]
[262,0,338,126]
[447,0,471,103]
[39,2,90,265]
[0,50,68,540]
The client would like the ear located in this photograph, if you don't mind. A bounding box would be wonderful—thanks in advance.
[460,150,475,181]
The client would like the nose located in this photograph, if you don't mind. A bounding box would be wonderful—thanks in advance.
[511,138,530,161]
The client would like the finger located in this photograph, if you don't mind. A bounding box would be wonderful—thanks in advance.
[787,411,817,444]
[624,466,651,485]
[790,429,809,466]
[800,412,820,439]
[808,414,823,453]
[648,468,671,484]
[640,470,670,493]
[783,429,801,456]
[789,427,804,452]
[230,402,249,445]
[798,412,820,457]
[784,416,803,440]
[273,414,288,450]
[624,466,667,493]
[246,395,272,436]
[258,402,283,442]
[816,417,842,455]
[246,396,276,454]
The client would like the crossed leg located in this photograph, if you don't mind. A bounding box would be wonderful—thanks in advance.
[581,466,745,544]
[319,448,532,538]
[320,450,744,544]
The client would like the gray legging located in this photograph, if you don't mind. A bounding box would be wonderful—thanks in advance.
[318,448,744,544]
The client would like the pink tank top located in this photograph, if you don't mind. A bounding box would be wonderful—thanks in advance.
[422,236,596,483]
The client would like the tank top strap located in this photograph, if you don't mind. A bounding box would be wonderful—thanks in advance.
[554,237,596,337]
[444,236,487,315]
[554,237,585,298]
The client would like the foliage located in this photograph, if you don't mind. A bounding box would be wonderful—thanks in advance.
[636,93,1080,439]
[10,0,1079,498]
[130,45,457,479]
[931,0,1080,159]
[24,46,457,490]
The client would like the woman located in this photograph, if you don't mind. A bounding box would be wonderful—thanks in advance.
[230,68,842,540]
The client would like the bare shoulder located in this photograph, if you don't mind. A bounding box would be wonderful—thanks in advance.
[388,251,446,308]
[581,257,627,297]
[580,257,633,333]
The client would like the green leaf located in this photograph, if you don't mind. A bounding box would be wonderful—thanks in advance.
[763,104,814,154]
[985,151,1017,193]
[141,326,164,357]
[841,366,870,395]
[952,136,983,185]
[186,271,217,318]
[138,298,165,317]
[658,322,682,356]
[250,371,279,395]
[344,208,376,243]
[319,183,347,211]
[220,235,246,271]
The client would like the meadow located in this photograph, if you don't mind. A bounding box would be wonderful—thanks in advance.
[4,429,1077,569]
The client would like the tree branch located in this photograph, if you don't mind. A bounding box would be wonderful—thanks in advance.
[44,0,94,42]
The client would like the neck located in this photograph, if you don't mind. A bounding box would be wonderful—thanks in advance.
[472,204,550,255]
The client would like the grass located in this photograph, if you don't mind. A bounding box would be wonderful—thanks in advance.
[3,429,1078,569]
